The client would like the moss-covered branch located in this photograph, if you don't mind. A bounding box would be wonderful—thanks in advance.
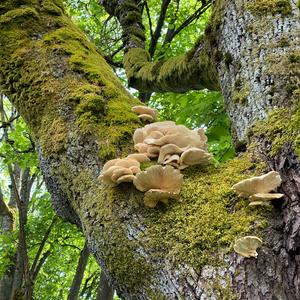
[100,0,220,92]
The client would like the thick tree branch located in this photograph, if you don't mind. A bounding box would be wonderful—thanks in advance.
[100,0,220,92]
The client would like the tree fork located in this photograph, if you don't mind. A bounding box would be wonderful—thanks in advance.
[0,0,299,299]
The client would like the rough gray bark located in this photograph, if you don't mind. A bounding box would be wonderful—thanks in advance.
[215,0,299,144]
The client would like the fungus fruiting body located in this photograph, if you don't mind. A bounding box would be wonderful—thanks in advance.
[133,121,211,168]
[133,165,183,208]
[234,236,263,258]
[99,156,143,186]
[232,171,284,206]
[132,105,158,122]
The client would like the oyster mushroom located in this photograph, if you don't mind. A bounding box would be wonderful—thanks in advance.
[232,171,284,206]
[179,148,212,166]
[232,171,282,197]
[132,106,158,122]
[133,165,183,208]
[99,158,141,186]
[234,236,263,258]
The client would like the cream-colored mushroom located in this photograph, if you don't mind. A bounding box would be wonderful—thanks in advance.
[249,193,284,202]
[144,190,180,208]
[132,106,158,118]
[116,175,136,184]
[158,144,184,164]
[163,154,180,165]
[133,165,183,208]
[99,158,141,186]
[138,114,153,122]
[179,148,212,166]
[232,171,282,197]
[127,153,150,163]
[147,145,160,158]
[234,236,262,258]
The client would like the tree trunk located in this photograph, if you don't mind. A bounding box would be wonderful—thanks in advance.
[0,0,299,299]
[67,241,90,300]
[96,271,114,300]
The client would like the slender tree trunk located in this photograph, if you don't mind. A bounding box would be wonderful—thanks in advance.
[96,271,114,300]
[0,0,299,299]
[67,241,90,300]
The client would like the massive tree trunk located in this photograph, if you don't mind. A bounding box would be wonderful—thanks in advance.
[0,0,299,299]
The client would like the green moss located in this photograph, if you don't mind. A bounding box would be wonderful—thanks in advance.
[39,117,67,155]
[246,0,292,16]
[141,155,268,271]
[250,104,300,157]
[0,7,38,24]
[65,169,154,293]
[232,84,250,104]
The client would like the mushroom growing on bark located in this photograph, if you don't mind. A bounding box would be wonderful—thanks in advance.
[133,165,183,208]
[232,171,284,206]
[133,121,211,168]
[99,156,143,186]
[234,236,263,258]
[132,105,158,122]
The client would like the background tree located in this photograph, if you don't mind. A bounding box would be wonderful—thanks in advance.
[0,96,114,299]
[0,0,299,299]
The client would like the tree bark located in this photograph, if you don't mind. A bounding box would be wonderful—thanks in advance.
[96,271,114,300]
[0,0,299,299]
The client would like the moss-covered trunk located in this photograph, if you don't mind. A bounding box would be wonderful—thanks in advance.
[0,0,299,299]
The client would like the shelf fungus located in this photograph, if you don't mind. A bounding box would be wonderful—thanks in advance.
[232,171,284,206]
[133,165,183,208]
[98,155,149,186]
[132,106,158,122]
[234,236,263,258]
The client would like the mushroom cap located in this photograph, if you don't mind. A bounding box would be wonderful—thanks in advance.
[133,165,183,193]
[147,145,160,158]
[132,106,158,118]
[129,166,141,174]
[102,159,121,172]
[116,174,136,184]
[248,201,271,207]
[249,193,284,202]
[164,154,180,165]
[111,167,132,182]
[144,189,180,208]
[234,236,263,258]
[232,171,282,197]
[138,114,153,122]
[158,144,184,163]
[134,143,148,153]
[179,148,212,166]
[127,153,150,163]
[133,128,145,144]
[115,158,140,169]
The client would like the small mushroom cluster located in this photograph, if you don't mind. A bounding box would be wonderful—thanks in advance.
[98,105,213,208]
[99,154,150,186]
[132,106,158,122]
[232,171,284,206]
[133,121,211,169]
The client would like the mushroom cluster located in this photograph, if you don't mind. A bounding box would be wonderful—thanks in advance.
[98,105,213,208]
[234,236,262,258]
[98,154,150,186]
[133,121,211,169]
[132,105,158,122]
[232,171,284,206]
[133,165,183,208]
